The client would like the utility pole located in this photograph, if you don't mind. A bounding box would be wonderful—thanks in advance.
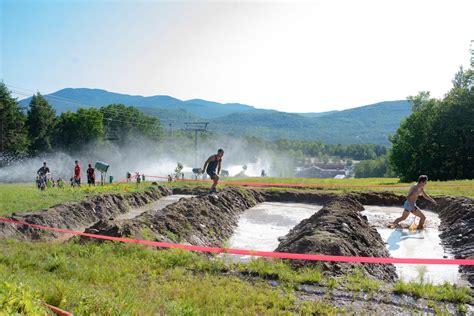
[183,122,209,167]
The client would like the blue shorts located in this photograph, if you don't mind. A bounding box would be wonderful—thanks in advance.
[403,200,417,212]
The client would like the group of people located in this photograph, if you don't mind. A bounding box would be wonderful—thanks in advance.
[36,161,97,190]
[126,172,145,183]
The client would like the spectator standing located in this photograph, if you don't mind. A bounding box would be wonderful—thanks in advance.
[74,160,81,187]
[87,164,96,186]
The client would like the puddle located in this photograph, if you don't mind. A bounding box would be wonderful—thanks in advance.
[116,194,192,220]
[362,205,461,285]
[226,202,322,262]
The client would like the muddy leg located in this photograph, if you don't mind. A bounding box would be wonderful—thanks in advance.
[412,208,426,229]
[211,175,219,191]
[391,210,410,226]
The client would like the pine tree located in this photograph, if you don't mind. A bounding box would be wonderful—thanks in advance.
[27,93,56,154]
[0,83,29,155]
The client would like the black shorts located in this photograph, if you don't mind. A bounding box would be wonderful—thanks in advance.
[207,170,217,178]
[87,177,95,184]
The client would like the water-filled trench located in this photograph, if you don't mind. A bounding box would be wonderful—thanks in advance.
[227,202,462,285]
[116,194,191,220]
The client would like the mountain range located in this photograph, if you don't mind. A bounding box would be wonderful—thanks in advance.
[19,88,412,145]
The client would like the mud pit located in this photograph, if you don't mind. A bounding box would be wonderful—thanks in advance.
[227,202,322,262]
[362,206,462,285]
[228,202,461,284]
[116,194,192,220]
[1,186,472,287]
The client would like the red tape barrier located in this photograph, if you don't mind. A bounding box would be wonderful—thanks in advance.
[1,217,473,265]
[43,303,72,316]
[144,175,474,189]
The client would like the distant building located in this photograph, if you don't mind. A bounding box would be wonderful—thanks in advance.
[295,164,347,178]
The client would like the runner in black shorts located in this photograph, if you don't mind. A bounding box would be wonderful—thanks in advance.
[203,149,224,193]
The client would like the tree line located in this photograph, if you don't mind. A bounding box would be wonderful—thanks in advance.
[0,83,163,160]
[389,64,474,181]
[359,47,474,180]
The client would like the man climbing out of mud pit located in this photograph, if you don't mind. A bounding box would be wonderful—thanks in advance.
[203,148,224,193]
[389,175,437,230]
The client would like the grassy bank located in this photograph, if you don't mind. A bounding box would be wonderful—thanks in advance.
[1,178,474,215]
[166,177,474,198]
[0,182,150,216]
[0,240,470,315]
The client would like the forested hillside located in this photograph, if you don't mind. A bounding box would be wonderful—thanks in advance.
[19,89,411,144]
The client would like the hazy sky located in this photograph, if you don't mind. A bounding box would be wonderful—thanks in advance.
[1,0,473,112]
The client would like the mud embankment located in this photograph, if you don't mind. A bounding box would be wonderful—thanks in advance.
[85,187,264,247]
[435,197,474,287]
[275,196,398,282]
[0,186,172,240]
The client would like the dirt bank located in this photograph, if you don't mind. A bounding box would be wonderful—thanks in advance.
[435,196,474,287]
[0,186,172,240]
[84,187,264,247]
[275,196,398,282]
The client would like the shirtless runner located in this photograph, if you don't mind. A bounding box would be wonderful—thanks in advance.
[389,175,437,230]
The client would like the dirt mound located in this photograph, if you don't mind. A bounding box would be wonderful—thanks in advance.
[84,187,265,247]
[259,190,337,204]
[260,189,407,206]
[275,196,397,282]
[172,186,212,196]
[347,191,405,206]
[0,186,172,240]
[437,196,474,287]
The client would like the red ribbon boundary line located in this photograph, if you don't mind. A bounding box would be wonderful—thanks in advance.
[1,217,472,265]
[143,175,474,189]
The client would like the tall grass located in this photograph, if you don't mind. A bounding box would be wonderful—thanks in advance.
[0,240,332,314]
[0,240,471,314]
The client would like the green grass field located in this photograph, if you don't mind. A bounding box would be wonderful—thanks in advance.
[0,179,472,313]
[0,182,150,216]
[1,178,474,216]
[0,240,470,315]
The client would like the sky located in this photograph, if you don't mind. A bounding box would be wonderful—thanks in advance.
[1,0,473,113]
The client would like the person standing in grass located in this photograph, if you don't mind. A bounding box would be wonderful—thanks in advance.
[74,160,81,187]
[36,161,50,190]
[389,175,437,230]
[87,164,95,186]
[202,149,224,193]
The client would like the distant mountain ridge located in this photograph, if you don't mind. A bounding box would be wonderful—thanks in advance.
[19,88,412,145]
